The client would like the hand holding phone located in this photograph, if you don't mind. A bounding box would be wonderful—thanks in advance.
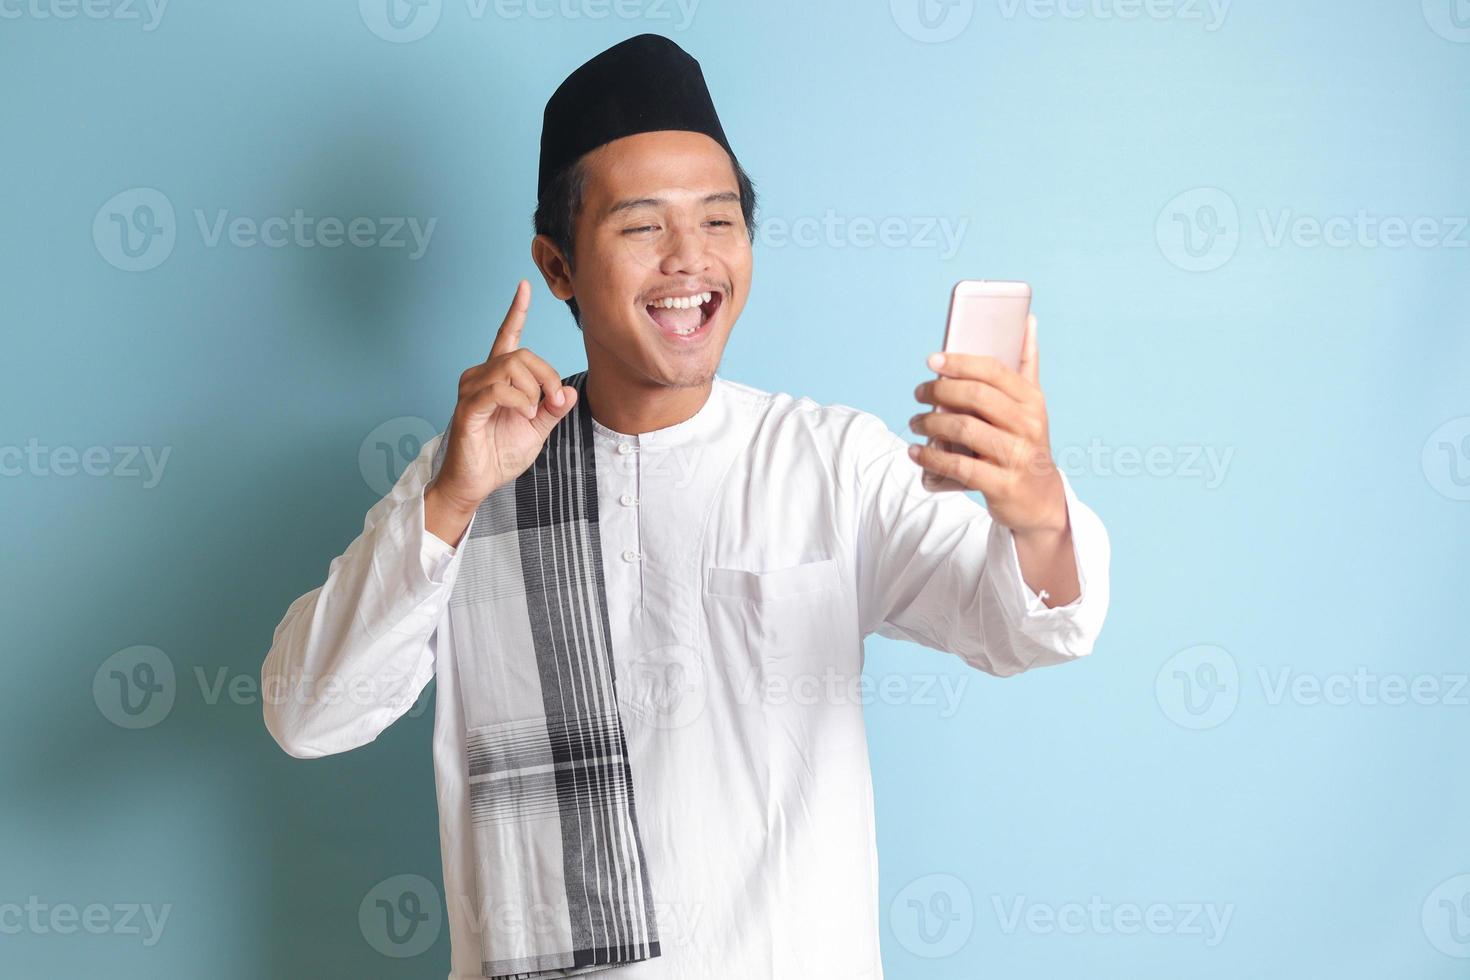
[921,279,1032,492]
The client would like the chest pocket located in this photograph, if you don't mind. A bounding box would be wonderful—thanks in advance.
[706,557,838,603]
[704,558,844,670]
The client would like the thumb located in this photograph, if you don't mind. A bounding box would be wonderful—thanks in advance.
[530,385,578,437]
[1018,313,1040,385]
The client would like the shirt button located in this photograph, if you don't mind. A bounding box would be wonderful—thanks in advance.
[620,493,637,506]
[617,443,634,455]
[621,549,640,562]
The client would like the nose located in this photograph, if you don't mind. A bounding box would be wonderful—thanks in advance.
[658,214,710,276]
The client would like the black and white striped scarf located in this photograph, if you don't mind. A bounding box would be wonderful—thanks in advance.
[429,370,661,979]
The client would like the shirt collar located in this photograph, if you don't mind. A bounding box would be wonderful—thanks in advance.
[590,374,729,448]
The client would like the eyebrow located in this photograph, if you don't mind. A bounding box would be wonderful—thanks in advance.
[605,191,740,218]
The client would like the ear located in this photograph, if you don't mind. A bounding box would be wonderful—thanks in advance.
[531,234,575,301]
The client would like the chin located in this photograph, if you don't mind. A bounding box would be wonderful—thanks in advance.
[647,358,718,389]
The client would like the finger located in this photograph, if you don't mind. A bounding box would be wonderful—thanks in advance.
[488,279,531,361]
[915,377,1028,435]
[461,378,537,421]
[527,383,578,438]
[511,349,572,410]
[909,410,1020,467]
[929,351,1032,403]
[1018,313,1040,386]
[909,439,1009,496]
[496,362,546,418]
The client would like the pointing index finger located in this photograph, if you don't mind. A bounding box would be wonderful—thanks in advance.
[488,279,531,361]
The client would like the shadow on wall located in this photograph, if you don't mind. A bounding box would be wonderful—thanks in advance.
[20,104,484,975]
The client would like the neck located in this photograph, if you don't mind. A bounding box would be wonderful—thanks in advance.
[582,364,714,436]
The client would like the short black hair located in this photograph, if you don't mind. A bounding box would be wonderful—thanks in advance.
[532,151,759,328]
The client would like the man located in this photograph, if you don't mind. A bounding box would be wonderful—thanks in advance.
[262,33,1109,980]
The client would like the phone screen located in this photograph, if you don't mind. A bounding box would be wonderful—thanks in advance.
[923,281,1031,492]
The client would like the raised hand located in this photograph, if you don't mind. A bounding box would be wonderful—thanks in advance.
[908,313,1066,535]
[424,280,579,542]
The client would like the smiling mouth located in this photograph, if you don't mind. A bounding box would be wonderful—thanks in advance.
[644,290,723,339]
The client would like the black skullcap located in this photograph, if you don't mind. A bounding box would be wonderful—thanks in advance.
[537,33,737,203]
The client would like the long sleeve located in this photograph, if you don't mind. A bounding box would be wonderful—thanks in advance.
[850,411,1110,677]
[261,432,475,758]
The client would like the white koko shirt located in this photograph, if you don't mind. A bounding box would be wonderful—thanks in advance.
[262,373,1111,980]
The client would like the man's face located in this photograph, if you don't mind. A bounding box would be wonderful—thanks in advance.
[540,130,751,392]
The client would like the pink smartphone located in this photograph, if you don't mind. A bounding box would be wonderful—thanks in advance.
[921,279,1032,492]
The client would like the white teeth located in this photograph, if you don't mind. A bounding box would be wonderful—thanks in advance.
[648,291,712,310]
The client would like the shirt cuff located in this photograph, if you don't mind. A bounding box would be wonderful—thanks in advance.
[988,468,1105,627]
[415,487,476,586]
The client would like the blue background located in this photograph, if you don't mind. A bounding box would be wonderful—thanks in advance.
[4,0,1468,976]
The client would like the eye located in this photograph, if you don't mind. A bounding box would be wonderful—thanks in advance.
[623,225,658,235]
